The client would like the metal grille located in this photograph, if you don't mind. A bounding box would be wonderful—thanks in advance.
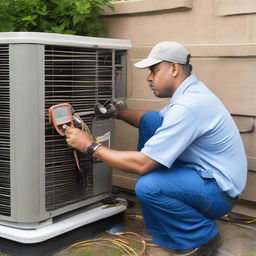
[0,45,11,216]
[44,45,114,211]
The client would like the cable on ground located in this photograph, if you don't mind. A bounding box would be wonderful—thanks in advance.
[68,231,157,256]
[219,213,256,224]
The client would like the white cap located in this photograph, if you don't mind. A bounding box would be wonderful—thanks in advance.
[134,41,189,69]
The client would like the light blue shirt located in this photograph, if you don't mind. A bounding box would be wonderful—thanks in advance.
[141,74,247,197]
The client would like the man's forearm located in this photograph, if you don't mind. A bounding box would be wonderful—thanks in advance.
[93,146,158,175]
[117,109,148,128]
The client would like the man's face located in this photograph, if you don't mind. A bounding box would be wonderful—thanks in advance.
[147,62,174,98]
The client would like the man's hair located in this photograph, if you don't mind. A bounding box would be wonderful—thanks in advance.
[180,64,193,76]
[180,54,192,76]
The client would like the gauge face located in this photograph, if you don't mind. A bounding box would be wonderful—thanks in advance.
[53,106,71,124]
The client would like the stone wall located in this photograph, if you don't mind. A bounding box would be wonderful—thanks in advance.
[102,0,256,216]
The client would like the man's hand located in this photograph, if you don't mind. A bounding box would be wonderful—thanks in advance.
[95,99,127,119]
[107,99,127,118]
[65,126,158,175]
[65,127,93,152]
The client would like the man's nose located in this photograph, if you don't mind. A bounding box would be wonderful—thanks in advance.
[147,72,153,82]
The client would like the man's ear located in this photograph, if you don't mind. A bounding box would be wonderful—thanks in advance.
[170,63,178,77]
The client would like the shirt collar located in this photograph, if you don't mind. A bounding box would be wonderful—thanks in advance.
[170,74,198,104]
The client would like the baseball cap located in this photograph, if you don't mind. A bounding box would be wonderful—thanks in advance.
[134,41,189,69]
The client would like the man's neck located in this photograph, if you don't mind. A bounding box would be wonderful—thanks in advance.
[172,74,190,96]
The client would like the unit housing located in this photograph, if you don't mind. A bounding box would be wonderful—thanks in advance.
[0,32,131,238]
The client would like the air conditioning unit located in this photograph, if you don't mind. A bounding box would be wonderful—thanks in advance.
[0,32,131,243]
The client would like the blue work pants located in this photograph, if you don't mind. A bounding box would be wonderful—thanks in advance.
[135,111,236,250]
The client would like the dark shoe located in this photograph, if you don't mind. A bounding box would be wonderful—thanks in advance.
[166,233,222,256]
[190,233,222,256]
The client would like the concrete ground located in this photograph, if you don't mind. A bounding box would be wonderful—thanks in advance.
[56,190,256,256]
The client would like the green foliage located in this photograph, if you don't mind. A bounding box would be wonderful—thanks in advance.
[0,0,112,37]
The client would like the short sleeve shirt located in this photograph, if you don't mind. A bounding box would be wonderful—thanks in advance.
[141,74,247,197]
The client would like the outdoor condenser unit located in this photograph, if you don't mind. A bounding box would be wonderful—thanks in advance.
[0,32,131,243]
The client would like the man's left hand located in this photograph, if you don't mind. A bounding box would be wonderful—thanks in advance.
[65,127,93,152]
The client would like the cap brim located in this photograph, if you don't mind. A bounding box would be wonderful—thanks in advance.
[134,58,162,69]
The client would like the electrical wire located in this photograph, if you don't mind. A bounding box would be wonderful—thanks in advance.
[115,67,122,89]
[119,232,146,256]
[219,213,256,224]
[127,52,134,99]
[72,113,92,137]
[244,218,256,224]
[102,67,124,107]
[68,232,148,256]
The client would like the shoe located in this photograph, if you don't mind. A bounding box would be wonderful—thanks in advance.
[163,233,222,256]
[189,233,222,256]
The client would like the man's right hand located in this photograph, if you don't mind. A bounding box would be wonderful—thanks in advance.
[95,99,127,118]
[96,99,148,128]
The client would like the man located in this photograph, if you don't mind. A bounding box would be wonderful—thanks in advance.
[66,42,247,255]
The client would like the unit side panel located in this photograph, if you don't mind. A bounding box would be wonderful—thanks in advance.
[9,44,42,223]
[92,119,114,196]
